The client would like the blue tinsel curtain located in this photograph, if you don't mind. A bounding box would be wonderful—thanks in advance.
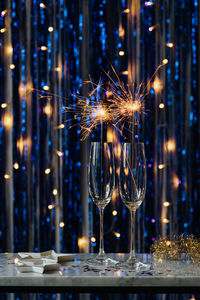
[0,0,199,255]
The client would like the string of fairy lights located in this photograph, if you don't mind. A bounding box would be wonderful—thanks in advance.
[0,0,199,253]
[0,0,182,244]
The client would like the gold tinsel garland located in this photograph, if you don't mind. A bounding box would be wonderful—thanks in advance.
[150,235,200,263]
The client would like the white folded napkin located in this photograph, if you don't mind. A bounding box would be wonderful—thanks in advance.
[18,250,76,263]
[16,261,60,274]
[16,250,76,273]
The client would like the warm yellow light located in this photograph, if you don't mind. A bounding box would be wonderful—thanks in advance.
[172,175,180,189]
[166,241,171,246]
[166,43,174,48]
[4,174,11,179]
[48,26,54,32]
[121,70,128,75]
[3,115,13,128]
[40,3,46,8]
[18,82,27,98]
[119,23,125,38]
[48,204,55,210]
[94,106,106,119]
[1,103,7,109]
[116,167,120,176]
[159,103,165,109]
[43,104,52,116]
[115,144,121,159]
[166,140,176,152]
[45,168,51,174]
[14,162,19,170]
[123,8,130,13]
[43,85,49,91]
[6,46,13,55]
[124,167,129,176]
[59,222,65,228]
[163,218,170,223]
[54,67,61,72]
[115,232,121,238]
[163,201,170,207]
[112,210,117,216]
[58,124,64,129]
[145,1,154,6]
[78,237,88,249]
[17,137,25,155]
[1,10,7,16]
[149,26,155,32]
[91,237,96,243]
[152,77,163,93]
[112,188,118,201]
[119,50,125,56]
[98,108,105,117]
[9,64,15,70]
[57,151,63,157]
[53,188,58,196]
[162,59,168,65]
[14,258,19,264]
[0,28,7,33]
[107,129,114,142]
[126,102,140,112]
[41,46,48,51]
[158,164,165,170]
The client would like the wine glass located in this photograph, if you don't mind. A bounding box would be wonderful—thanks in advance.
[88,142,115,265]
[119,142,149,270]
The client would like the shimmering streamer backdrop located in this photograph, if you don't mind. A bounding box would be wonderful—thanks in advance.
[0,0,199,257]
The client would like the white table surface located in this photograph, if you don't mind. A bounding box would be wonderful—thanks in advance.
[1,253,200,293]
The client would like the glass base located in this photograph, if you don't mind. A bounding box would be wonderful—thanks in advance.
[87,253,118,267]
[117,256,151,272]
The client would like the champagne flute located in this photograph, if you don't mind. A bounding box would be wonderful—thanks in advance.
[88,142,115,265]
[119,142,149,270]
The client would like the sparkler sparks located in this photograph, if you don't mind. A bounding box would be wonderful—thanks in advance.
[73,101,113,140]
[106,70,145,128]
[65,81,114,140]
[31,61,167,141]
[65,61,167,140]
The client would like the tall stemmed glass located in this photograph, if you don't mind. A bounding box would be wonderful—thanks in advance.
[88,142,115,265]
[119,142,149,270]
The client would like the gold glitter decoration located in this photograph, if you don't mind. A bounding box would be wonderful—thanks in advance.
[150,235,200,263]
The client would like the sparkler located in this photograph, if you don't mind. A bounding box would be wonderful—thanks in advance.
[28,59,167,143]
[105,61,167,131]
[66,80,114,141]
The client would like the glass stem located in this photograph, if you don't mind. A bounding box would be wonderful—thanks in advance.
[129,209,136,260]
[99,207,105,256]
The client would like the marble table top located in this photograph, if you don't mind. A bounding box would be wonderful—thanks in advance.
[1,253,200,293]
